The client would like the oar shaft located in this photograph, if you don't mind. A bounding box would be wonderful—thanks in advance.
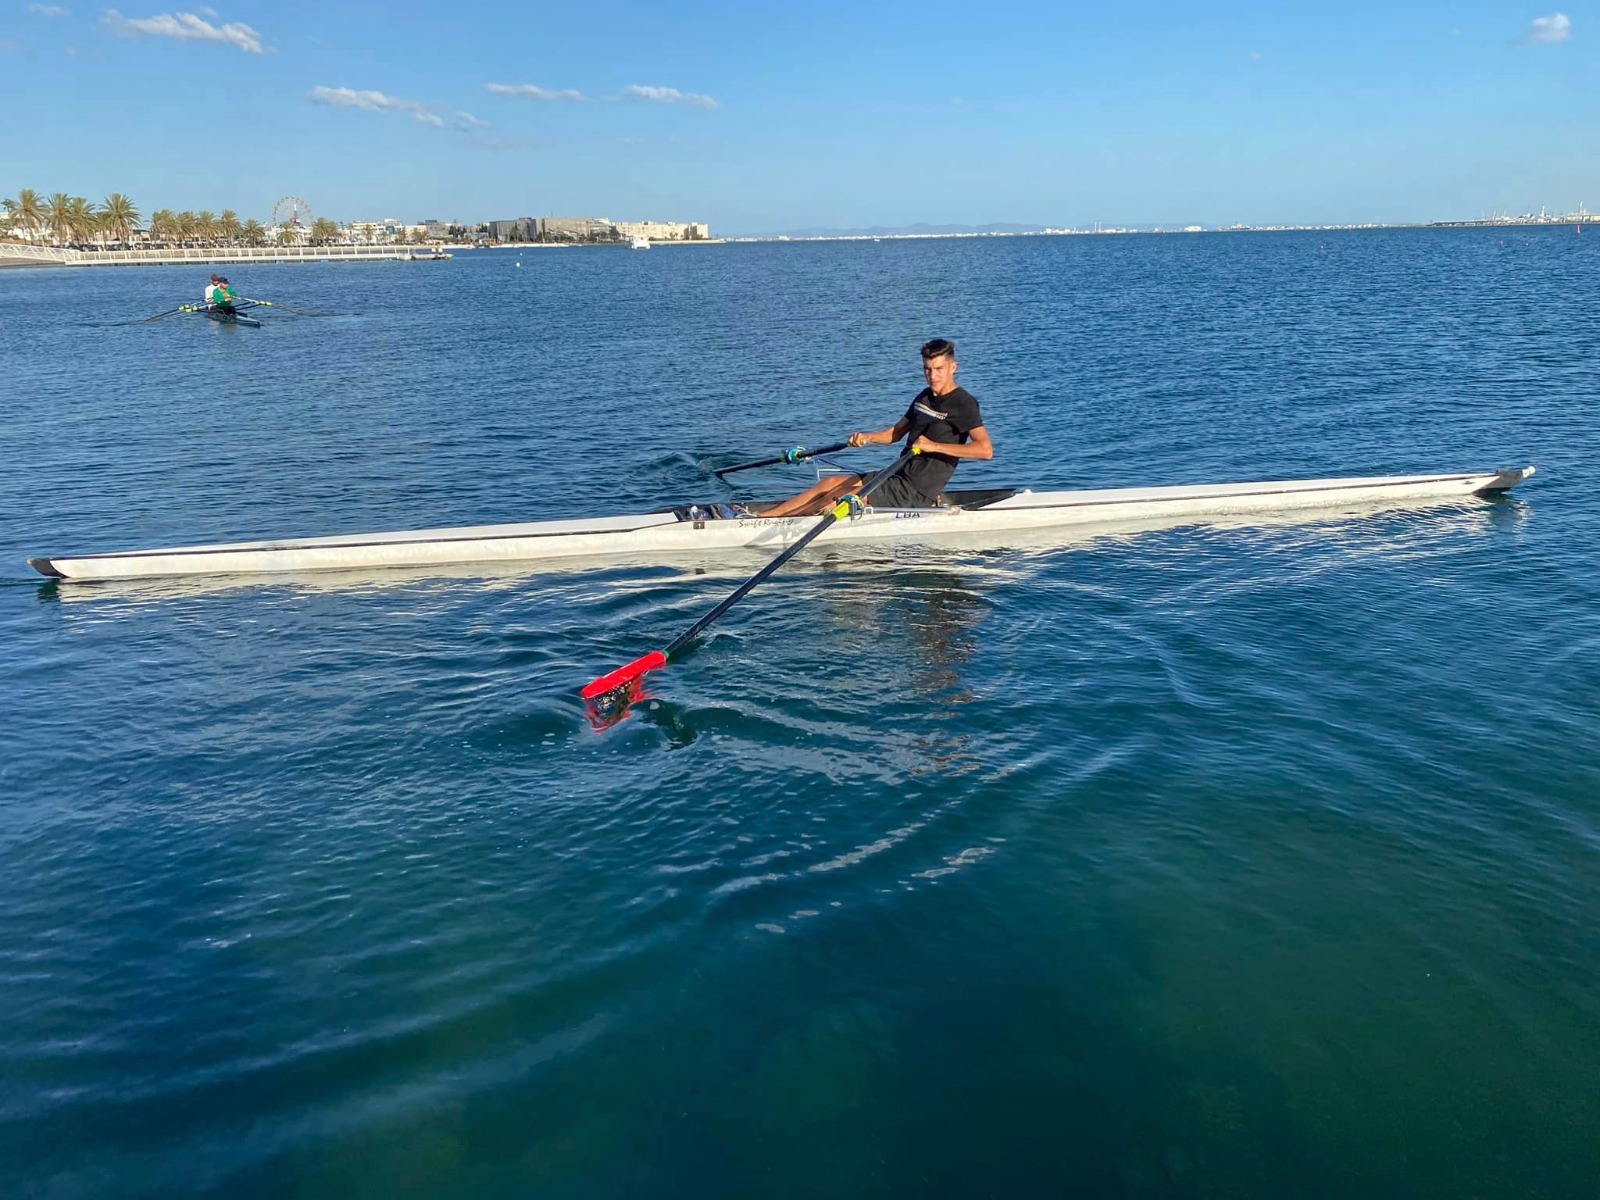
[581,448,915,711]
[714,440,852,477]
[664,448,913,656]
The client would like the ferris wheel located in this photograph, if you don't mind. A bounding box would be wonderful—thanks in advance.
[270,196,314,230]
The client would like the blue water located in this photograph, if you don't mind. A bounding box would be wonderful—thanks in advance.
[2,230,1597,1198]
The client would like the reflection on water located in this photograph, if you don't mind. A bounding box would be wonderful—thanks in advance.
[815,552,990,702]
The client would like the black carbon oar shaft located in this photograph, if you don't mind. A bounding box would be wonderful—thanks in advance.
[714,440,852,477]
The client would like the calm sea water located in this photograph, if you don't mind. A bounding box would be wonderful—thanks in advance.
[2,230,1597,1198]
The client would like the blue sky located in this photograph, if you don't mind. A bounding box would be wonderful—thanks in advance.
[0,2,1592,233]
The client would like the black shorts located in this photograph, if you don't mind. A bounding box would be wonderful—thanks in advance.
[867,473,937,509]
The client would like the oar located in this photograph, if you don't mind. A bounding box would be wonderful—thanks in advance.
[239,297,330,316]
[713,439,853,478]
[582,447,917,718]
[104,304,194,326]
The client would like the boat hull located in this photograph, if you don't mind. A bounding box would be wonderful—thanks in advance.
[203,310,262,327]
[28,468,1534,583]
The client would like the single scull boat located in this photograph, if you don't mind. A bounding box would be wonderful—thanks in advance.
[28,467,1533,583]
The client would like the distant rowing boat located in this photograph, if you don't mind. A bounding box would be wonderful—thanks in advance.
[28,467,1533,583]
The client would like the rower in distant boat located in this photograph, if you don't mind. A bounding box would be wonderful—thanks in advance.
[761,338,994,517]
[212,276,240,317]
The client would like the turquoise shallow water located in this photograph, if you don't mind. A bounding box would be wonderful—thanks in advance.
[2,230,1598,1198]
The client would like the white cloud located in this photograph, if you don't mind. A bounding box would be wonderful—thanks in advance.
[306,86,492,131]
[485,82,587,101]
[102,10,264,53]
[624,83,717,110]
[29,4,71,16]
[1523,13,1571,44]
[309,85,438,124]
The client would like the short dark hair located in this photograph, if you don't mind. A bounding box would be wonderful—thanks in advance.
[920,338,955,361]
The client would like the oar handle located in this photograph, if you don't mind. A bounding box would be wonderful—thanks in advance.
[714,440,853,477]
[664,448,915,657]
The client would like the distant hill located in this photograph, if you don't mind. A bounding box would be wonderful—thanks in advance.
[758,221,1049,239]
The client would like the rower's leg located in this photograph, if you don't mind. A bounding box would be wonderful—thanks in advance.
[761,474,862,518]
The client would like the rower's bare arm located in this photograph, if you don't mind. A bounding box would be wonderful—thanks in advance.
[848,418,908,448]
[912,425,993,460]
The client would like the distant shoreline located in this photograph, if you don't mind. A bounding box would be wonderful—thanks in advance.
[0,239,729,269]
[0,224,1583,269]
[733,218,1591,242]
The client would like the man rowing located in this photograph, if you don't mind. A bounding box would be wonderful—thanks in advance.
[203,274,222,308]
[212,276,240,316]
[760,338,993,517]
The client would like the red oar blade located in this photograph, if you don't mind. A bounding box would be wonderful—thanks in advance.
[581,649,668,721]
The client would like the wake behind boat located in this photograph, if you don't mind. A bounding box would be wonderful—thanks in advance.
[28,467,1533,583]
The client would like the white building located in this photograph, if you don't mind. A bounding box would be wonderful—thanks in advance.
[612,219,710,242]
[346,220,405,244]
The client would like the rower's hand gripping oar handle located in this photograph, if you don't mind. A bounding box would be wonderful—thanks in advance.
[582,447,919,713]
[713,439,853,478]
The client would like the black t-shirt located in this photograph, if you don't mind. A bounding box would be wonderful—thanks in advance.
[900,385,983,500]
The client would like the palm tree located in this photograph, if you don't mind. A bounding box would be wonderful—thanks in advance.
[148,209,176,245]
[43,193,74,246]
[176,211,198,246]
[241,219,265,247]
[219,209,242,244]
[100,193,140,246]
[15,189,43,241]
[309,217,340,245]
[89,207,115,248]
[65,196,96,246]
[275,224,299,247]
[0,197,16,240]
[195,210,217,245]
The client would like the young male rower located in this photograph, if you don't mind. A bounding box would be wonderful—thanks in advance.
[759,338,992,518]
[213,277,239,316]
[203,274,221,309]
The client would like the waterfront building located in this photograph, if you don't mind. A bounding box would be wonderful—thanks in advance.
[487,217,536,242]
[533,216,617,242]
[346,220,404,244]
[480,215,710,244]
[612,219,710,241]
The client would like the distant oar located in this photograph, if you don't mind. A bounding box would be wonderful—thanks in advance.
[582,447,917,719]
[713,440,852,478]
[239,297,331,316]
[104,304,193,326]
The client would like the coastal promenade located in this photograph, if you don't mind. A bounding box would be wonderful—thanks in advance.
[0,243,464,269]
